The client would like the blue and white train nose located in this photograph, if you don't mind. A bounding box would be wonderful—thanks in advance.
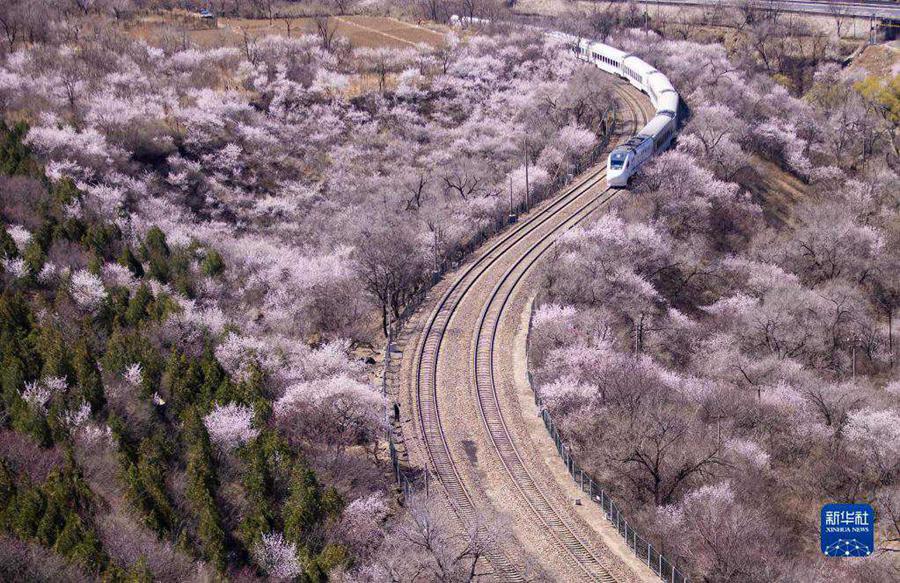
[606,149,631,187]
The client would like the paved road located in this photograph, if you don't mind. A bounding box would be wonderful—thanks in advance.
[637,0,900,19]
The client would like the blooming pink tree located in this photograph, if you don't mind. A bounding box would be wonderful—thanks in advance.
[203,403,259,451]
[251,532,301,580]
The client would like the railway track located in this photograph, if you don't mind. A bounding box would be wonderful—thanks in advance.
[409,82,653,580]
[472,185,623,582]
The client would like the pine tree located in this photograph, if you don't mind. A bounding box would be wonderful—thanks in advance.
[10,397,53,447]
[283,463,324,555]
[0,120,40,176]
[10,483,45,539]
[56,512,108,573]
[135,436,176,535]
[0,292,39,378]
[80,222,120,260]
[51,178,79,207]
[73,339,105,413]
[238,436,275,548]
[143,227,169,258]
[100,286,131,331]
[22,239,46,275]
[198,347,227,411]
[161,347,185,398]
[36,489,66,546]
[125,283,152,327]
[101,326,130,375]
[0,460,16,528]
[36,325,72,381]
[125,556,154,583]
[142,227,171,283]
[201,248,225,277]
[169,250,194,298]
[110,416,175,536]
[0,225,17,259]
[183,408,228,572]
[118,246,145,278]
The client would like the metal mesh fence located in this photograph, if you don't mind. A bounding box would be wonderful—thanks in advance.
[383,334,416,498]
[537,393,689,583]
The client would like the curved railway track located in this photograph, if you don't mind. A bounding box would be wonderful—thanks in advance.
[409,81,654,580]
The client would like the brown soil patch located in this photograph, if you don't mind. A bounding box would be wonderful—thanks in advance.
[123,12,445,50]
[847,42,900,80]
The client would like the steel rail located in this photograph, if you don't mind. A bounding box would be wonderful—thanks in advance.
[472,185,623,582]
[411,85,650,579]
[413,168,611,580]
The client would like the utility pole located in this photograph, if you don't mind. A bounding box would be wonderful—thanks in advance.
[508,175,516,223]
[524,138,530,212]
[432,229,438,275]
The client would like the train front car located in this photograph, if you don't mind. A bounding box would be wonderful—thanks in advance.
[606,148,631,187]
[552,31,681,189]
[607,135,653,187]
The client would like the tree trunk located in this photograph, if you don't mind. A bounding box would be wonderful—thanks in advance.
[889,307,894,369]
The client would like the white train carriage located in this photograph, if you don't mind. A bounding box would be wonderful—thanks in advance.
[645,71,676,111]
[656,91,680,118]
[586,41,628,77]
[487,23,682,188]
[607,114,677,187]
[620,55,658,93]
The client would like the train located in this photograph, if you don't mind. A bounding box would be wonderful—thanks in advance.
[548,32,681,187]
[449,16,681,188]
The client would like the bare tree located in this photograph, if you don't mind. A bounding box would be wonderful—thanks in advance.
[418,0,445,22]
[356,220,429,335]
[255,0,276,21]
[241,28,259,65]
[376,491,507,582]
[315,15,337,51]
[828,1,851,39]
[330,0,355,16]
[0,0,23,50]
[619,409,726,506]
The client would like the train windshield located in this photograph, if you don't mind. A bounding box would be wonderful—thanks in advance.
[609,151,627,170]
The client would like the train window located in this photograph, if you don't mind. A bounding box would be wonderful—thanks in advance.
[609,151,627,170]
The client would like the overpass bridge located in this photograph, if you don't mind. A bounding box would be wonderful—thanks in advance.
[634,1,900,40]
[634,0,899,19]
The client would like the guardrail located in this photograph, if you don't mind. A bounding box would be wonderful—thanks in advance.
[538,407,690,583]
[382,331,416,498]
[527,305,690,583]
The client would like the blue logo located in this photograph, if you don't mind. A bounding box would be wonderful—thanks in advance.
[821,503,874,557]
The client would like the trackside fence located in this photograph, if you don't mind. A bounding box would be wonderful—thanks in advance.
[382,331,416,499]
[537,407,689,583]
[528,305,690,583]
